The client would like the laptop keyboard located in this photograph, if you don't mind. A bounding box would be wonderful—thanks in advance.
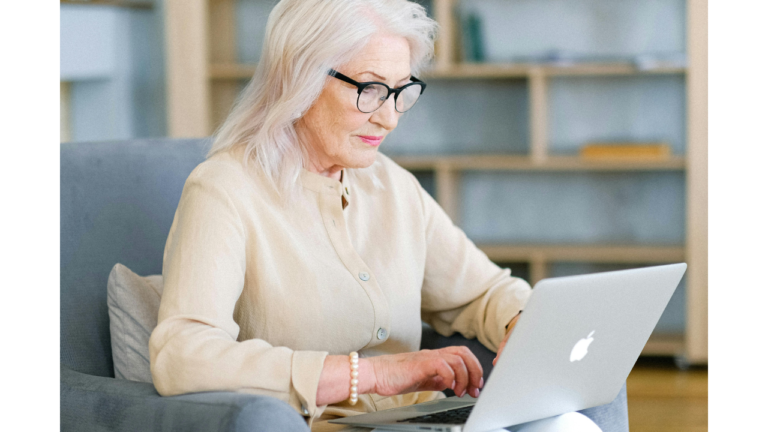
[397,405,475,425]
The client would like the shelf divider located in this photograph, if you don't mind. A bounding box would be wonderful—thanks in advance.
[209,0,240,130]
[529,252,548,285]
[528,68,549,163]
[685,0,708,364]
[435,163,461,224]
[433,0,457,72]
[166,0,210,137]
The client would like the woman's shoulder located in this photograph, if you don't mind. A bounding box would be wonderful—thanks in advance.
[183,146,262,198]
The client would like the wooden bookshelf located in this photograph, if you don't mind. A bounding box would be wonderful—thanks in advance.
[164,0,707,362]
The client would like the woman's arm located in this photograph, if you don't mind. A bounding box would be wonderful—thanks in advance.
[316,347,487,406]
[316,355,374,406]
[150,165,328,420]
[408,172,532,354]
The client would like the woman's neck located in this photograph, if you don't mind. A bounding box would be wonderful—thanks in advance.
[297,123,344,182]
[306,160,343,181]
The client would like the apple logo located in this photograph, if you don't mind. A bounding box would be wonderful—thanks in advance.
[570,331,595,362]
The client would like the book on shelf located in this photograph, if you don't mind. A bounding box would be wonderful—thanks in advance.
[461,12,485,63]
[580,143,672,160]
[633,52,688,71]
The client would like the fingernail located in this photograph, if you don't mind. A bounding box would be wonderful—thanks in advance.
[473,388,480,397]
[451,380,455,390]
[480,378,484,388]
[460,390,466,397]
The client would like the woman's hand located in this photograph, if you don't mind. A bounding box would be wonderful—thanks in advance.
[493,312,522,366]
[367,347,484,398]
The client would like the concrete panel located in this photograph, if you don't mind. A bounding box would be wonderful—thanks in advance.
[461,171,686,244]
[549,75,686,155]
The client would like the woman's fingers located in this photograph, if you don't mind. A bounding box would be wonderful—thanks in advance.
[374,348,488,397]
[444,346,484,396]
[441,353,470,396]
[421,375,445,391]
[429,357,456,393]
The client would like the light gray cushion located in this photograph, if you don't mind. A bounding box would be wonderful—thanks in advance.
[107,263,163,383]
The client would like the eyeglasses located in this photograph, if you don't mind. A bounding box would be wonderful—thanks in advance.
[328,69,427,114]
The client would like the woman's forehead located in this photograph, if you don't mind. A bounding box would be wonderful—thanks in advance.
[344,34,411,81]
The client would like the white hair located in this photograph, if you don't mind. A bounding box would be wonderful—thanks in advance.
[207,0,438,200]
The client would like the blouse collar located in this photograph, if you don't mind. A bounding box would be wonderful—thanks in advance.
[300,168,353,209]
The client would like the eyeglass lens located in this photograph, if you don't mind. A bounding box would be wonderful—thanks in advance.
[357,83,422,113]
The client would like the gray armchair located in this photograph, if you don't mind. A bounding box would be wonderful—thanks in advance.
[60,138,628,431]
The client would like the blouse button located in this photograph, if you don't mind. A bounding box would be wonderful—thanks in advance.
[358,272,370,281]
[377,328,388,340]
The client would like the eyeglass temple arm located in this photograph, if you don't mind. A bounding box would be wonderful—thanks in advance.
[409,75,426,93]
[328,69,361,88]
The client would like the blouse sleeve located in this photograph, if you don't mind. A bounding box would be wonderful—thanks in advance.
[148,163,329,423]
[409,173,533,353]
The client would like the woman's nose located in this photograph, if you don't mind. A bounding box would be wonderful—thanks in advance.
[370,93,400,131]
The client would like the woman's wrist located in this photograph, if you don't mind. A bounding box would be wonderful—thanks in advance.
[357,358,377,395]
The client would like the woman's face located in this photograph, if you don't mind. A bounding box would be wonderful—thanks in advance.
[297,32,412,176]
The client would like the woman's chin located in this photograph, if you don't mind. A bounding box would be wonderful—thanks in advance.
[347,147,380,169]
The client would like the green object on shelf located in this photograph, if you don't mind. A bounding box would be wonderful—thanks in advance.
[462,12,485,63]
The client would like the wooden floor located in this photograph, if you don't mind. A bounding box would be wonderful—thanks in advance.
[626,357,708,432]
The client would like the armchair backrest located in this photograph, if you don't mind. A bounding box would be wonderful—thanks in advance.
[60,138,209,377]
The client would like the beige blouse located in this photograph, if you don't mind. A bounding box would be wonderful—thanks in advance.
[149,145,532,430]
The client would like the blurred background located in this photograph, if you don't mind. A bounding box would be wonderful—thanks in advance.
[60,0,707,430]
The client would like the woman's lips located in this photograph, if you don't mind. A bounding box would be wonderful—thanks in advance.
[358,136,383,146]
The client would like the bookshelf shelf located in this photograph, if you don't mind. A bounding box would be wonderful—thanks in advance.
[391,154,686,172]
[426,63,686,80]
[478,244,685,265]
[480,244,685,306]
[207,62,687,81]
[164,0,707,362]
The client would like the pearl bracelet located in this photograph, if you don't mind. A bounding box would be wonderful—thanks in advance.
[349,352,359,405]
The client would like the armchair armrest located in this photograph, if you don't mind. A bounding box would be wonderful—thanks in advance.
[419,325,629,432]
[61,365,310,432]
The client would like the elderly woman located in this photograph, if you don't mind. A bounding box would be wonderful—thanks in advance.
[149,0,533,429]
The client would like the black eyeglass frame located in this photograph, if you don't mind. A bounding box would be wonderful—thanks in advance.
[328,69,427,113]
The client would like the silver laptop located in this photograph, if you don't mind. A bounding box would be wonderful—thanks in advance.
[330,263,687,432]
